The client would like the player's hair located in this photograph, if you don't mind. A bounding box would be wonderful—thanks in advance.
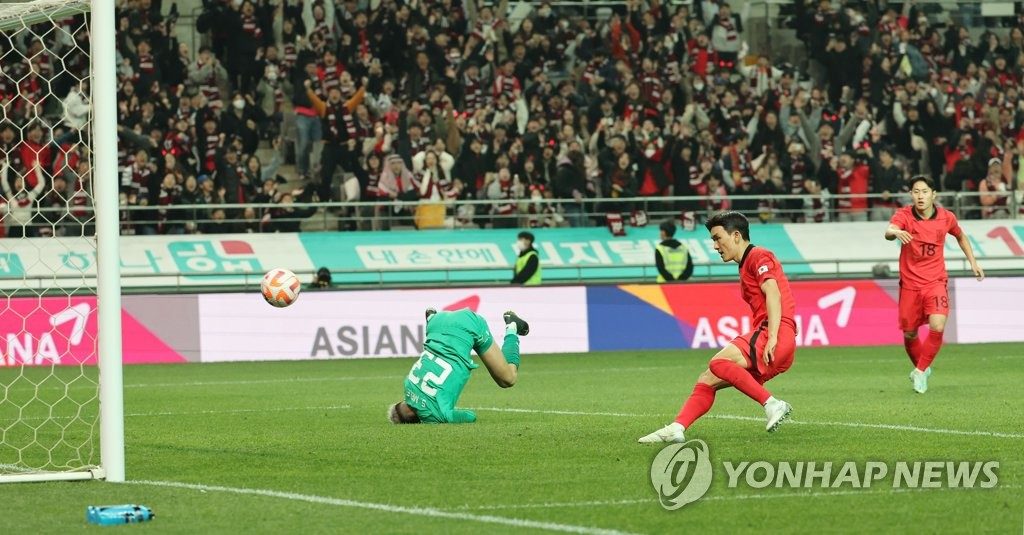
[389,402,421,424]
[399,406,420,423]
[517,231,535,244]
[659,220,676,238]
[705,211,750,241]
[909,175,936,191]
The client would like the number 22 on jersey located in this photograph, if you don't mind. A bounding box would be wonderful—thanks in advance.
[407,351,453,397]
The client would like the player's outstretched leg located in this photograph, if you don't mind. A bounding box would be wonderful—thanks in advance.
[639,344,792,443]
[707,343,792,432]
[638,371,724,444]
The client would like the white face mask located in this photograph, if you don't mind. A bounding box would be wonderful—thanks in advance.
[515,239,528,252]
[233,99,245,110]
[266,71,277,81]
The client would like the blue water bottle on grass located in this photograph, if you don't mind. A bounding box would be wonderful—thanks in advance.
[86,504,155,525]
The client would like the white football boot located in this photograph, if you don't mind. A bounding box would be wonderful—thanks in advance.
[908,366,932,382]
[637,422,686,443]
[910,368,928,394]
[764,397,792,432]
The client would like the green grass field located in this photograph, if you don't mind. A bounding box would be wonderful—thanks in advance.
[1,343,1022,534]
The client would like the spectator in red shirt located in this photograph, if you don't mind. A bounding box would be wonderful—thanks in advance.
[835,150,870,222]
[19,122,51,188]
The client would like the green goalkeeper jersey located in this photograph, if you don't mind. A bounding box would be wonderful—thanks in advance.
[403,309,495,423]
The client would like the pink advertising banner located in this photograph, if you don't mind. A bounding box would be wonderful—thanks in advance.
[0,296,187,366]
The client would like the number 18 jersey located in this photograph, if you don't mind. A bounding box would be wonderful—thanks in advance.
[889,205,963,290]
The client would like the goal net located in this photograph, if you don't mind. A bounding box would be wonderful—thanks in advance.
[0,0,123,483]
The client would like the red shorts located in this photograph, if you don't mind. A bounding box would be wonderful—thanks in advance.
[729,322,796,384]
[898,283,949,332]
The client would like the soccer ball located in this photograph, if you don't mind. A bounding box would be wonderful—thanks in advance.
[261,268,301,308]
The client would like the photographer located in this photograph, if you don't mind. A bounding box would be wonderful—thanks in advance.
[309,267,332,290]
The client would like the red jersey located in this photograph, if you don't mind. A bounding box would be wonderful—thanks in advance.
[738,245,796,328]
[889,205,963,290]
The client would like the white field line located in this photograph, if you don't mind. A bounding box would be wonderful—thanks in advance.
[470,407,645,418]
[11,405,352,422]
[125,405,351,418]
[835,354,1022,365]
[6,400,1021,440]
[119,353,1024,387]
[6,354,1020,391]
[704,414,1024,439]
[455,484,1022,511]
[471,407,1024,439]
[121,366,674,389]
[126,479,639,535]
[125,376,396,388]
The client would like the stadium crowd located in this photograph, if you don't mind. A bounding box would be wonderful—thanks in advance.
[0,0,1023,236]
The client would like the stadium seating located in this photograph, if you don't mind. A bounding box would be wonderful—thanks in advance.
[1,0,1021,237]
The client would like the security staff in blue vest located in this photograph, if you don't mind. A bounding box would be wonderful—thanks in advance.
[655,221,694,283]
[511,231,542,285]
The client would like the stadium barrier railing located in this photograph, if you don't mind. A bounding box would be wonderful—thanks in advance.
[15,190,1020,236]
[6,255,1021,295]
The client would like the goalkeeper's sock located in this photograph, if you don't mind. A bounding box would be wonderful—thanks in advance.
[708,359,771,405]
[502,332,520,367]
[916,329,944,372]
[903,336,922,367]
[674,382,716,428]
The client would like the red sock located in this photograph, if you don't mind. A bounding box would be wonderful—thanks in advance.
[903,336,922,366]
[916,330,944,371]
[708,359,772,405]
[674,383,716,428]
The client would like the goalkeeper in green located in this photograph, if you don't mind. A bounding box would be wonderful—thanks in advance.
[388,308,529,424]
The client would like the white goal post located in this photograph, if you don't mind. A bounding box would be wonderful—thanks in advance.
[0,0,123,483]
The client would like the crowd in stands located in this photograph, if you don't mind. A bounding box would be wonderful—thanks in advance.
[1,0,1023,236]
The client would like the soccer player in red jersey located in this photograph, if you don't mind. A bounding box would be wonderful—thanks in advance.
[639,212,794,443]
[885,175,984,393]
